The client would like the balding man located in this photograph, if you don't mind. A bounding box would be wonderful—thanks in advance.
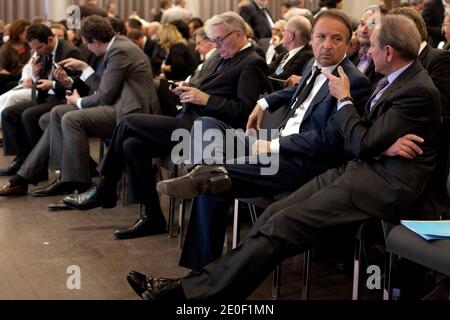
[128,14,442,301]
[268,16,314,90]
[161,0,193,24]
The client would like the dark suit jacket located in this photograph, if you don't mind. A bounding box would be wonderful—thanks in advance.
[164,43,198,81]
[419,44,450,117]
[35,39,84,104]
[334,61,441,219]
[349,51,383,89]
[264,58,371,167]
[80,4,108,18]
[81,36,160,122]
[183,46,271,129]
[268,44,314,90]
[239,1,273,40]
[422,0,445,47]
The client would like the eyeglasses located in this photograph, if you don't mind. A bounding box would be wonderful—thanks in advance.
[209,30,236,46]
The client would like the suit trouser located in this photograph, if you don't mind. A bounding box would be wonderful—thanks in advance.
[179,117,331,271]
[48,104,116,184]
[1,96,63,158]
[16,112,51,184]
[99,114,193,211]
[181,165,373,300]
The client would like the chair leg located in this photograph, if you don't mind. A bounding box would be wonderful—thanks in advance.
[178,199,186,249]
[248,204,258,225]
[272,264,281,300]
[303,249,312,300]
[352,239,363,300]
[168,166,179,238]
[232,199,240,249]
[383,252,393,300]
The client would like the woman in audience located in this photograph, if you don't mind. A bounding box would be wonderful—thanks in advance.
[0,19,31,95]
[159,23,197,81]
[50,23,68,41]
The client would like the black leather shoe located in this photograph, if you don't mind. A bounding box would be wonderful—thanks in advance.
[113,215,167,240]
[157,165,232,199]
[127,270,185,300]
[48,201,75,212]
[0,182,28,196]
[0,157,23,176]
[31,178,91,197]
[62,186,116,210]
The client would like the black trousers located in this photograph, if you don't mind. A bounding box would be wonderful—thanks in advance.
[1,96,63,158]
[99,113,193,213]
[181,165,373,300]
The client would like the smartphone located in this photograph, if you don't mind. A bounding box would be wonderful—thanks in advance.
[66,90,73,96]
[168,80,179,89]
[53,61,62,69]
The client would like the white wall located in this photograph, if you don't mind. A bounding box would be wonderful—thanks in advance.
[46,0,72,21]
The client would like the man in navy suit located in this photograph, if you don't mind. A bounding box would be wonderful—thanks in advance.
[157,10,371,272]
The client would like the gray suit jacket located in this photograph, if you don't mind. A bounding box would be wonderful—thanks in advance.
[81,36,160,122]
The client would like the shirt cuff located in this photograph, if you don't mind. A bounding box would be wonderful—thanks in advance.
[270,138,280,154]
[337,100,353,111]
[81,67,95,82]
[52,81,56,89]
[76,98,83,109]
[257,98,269,111]
[32,75,39,83]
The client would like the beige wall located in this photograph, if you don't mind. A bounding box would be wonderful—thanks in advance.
[343,0,381,20]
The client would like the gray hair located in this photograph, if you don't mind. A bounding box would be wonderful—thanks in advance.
[378,15,421,61]
[285,16,312,43]
[205,12,247,39]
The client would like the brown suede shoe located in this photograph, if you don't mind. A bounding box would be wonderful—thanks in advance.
[0,182,28,197]
[156,165,232,199]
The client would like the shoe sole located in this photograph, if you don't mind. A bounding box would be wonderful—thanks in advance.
[157,175,232,199]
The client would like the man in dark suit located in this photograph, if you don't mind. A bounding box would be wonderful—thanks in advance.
[239,0,274,40]
[257,19,286,65]
[126,14,442,301]
[0,16,159,198]
[268,16,314,90]
[80,0,108,18]
[422,0,449,47]
[0,23,83,176]
[391,7,450,117]
[349,7,383,87]
[156,10,371,272]
[62,12,271,240]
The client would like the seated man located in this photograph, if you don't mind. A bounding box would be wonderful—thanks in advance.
[61,12,271,240]
[0,16,159,197]
[156,9,371,272]
[126,15,442,300]
[268,16,314,90]
[0,23,84,176]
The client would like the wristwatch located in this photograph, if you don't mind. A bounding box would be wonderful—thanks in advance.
[338,96,354,104]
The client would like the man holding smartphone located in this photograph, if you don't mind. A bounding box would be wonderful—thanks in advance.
[0,23,84,178]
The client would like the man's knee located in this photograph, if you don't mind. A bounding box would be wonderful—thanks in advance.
[123,136,144,155]
[39,113,50,130]
[195,117,224,132]
[61,111,82,131]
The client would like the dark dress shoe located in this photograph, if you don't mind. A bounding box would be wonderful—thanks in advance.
[0,157,23,177]
[48,201,75,212]
[63,186,116,210]
[0,182,28,196]
[127,270,185,300]
[157,165,232,199]
[113,215,167,240]
[31,178,91,197]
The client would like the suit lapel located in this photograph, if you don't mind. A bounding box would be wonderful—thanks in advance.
[367,61,423,120]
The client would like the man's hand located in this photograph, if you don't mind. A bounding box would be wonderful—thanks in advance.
[32,57,43,78]
[246,104,265,131]
[383,134,424,159]
[252,140,271,155]
[322,66,351,100]
[285,75,301,87]
[59,58,89,72]
[22,78,32,89]
[53,67,72,88]
[178,86,210,105]
[66,89,80,106]
[36,79,53,91]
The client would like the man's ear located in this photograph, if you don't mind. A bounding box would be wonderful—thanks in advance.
[385,45,394,63]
